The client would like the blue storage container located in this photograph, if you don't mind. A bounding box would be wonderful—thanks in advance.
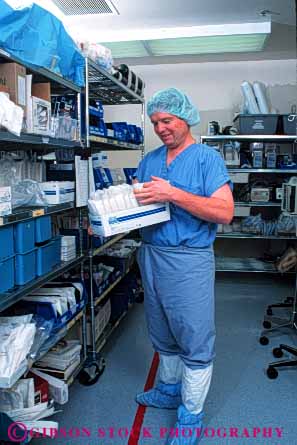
[51,236,61,268]
[14,220,35,254]
[0,226,14,261]
[0,256,14,293]
[15,249,36,285]
[35,216,52,243]
[36,241,54,277]
[17,300,71,332]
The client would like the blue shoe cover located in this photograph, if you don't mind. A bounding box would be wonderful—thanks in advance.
[136,382,181,409]
[166,405,204,445]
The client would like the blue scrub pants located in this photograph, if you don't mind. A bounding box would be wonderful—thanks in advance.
[137,243,215,370]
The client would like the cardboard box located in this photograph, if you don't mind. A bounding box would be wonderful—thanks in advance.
[89,203,171,237]
[87,300,111,345]
[32,82,51,102]
[0,62,26,110]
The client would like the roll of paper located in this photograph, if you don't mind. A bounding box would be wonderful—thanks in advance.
[241,81,260,114]
[253,81,270,114]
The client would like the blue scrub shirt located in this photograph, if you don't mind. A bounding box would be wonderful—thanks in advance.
[136,143,232,248]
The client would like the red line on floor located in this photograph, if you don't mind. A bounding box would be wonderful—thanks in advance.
[128,352,160,445]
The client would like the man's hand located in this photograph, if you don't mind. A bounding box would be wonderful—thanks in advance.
[134,176,174,205]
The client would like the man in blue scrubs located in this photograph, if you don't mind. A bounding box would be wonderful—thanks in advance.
[134,88,234,445]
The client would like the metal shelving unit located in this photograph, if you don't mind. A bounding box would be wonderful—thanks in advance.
[228,168,297,174]
[201,134,297,273]
[85,57,145,154]
[201,135,297,142]
[0,131,82,150]
[0,47,88,406]
[87,59,144,105]
[84,57,143,378]
[215,257,280,273]
[89,135,142,151]
[217,233,297,240]
[0,49,141,392]
[235,201,281,207]
[0,202,75,226]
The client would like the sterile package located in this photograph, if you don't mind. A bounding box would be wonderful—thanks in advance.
[39,181,75,205]
[0,92,24,136]
[90,203,171,237]
[0,186,11,203]
[0,316,36,388]
[88,183,171,236]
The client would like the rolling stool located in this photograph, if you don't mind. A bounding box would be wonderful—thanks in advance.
[266,343,297,379]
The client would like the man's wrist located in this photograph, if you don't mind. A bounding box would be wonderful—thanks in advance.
[168,185,177,202]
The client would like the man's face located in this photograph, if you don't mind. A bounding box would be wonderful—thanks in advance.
[150,112,190,149]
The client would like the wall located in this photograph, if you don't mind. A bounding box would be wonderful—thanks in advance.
[106,59,296,168]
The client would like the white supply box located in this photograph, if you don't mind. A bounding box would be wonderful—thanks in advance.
[90,202,171,237]
[0,201,12,216]
[40,181,75,205]
[32,96,51,136]
[61,236,76,261]
[0,186,11,203]
[87,299,111,345]
[234,206,251,217]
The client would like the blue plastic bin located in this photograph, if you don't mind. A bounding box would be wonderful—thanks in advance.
[15,249,36,285]
[36,241,54,277]
[14,220,35,254]
[17,300,71,332]
[0,226,14,261]
[51,236,61,268]
[0,256,14,293]
[35,216,52,243]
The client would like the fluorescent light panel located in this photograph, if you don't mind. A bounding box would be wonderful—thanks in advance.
[104,41,149,58]
[97,22,271,42]
[102,34,269,58]
[148,34,268,56]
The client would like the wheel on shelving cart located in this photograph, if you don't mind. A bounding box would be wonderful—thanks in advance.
[273,347,283,358]
[266,366,278,379]
[263,320,271,329]
[259,336,269,345]
[79,356,106,386]
[266,308,273,316]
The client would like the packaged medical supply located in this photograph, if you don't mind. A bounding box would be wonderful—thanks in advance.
[89,202,170,237]
[39,181,75,205]
[0,201,12,216]
[0,186,11,203]
[89,183,170,236]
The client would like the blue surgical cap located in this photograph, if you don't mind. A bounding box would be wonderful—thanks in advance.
[147,87,200,126]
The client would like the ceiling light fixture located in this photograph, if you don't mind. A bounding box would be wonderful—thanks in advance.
[98,21,271,43]
[100,21,271,58]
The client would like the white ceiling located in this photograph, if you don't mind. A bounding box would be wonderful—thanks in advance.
[30,0,297,63]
